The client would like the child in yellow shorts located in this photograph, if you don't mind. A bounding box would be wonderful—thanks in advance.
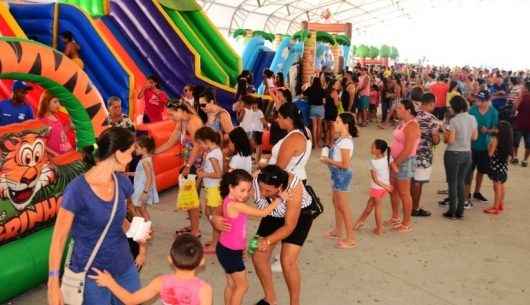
[195,126,224,253]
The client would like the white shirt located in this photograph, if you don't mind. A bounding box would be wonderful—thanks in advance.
[369,157,390,190]
[251,109,265,132]
[229,154,252,173]
[202,147,223,187]
[269,129,312,180]
[332,137,354,162]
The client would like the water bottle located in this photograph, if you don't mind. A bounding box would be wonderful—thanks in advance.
[247,236,260,256]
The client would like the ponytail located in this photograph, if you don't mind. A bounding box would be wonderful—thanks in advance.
[339,112,359,138]
[82,127,135,169]
[278,102,309,140]
[373,138,390,164]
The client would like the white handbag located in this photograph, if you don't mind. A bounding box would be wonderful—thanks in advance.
[61,173,119,305]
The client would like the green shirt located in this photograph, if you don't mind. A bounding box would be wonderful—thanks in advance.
[469,105,498,151]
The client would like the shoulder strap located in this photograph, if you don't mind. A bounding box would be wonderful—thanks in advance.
[83,173,120,272]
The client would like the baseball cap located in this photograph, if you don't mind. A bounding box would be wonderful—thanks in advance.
[12,80,32,92]
[475,90,490,101]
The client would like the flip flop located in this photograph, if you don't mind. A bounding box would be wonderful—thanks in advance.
[394,224,412,233]
[484,208,499,214]
[324,230,340,239]
[383,217,401,226]
[336,240,357,249]
[353,222,365,231]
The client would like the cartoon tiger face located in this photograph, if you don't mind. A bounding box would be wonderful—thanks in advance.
[0,130,55,211]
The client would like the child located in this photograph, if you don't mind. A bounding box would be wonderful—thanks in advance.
[90,234,212,305]
[320,112,358,249]
[228,127,253,173]
[369,84,380,122]
[38,91,74,157]
[238,97,266,162]
[484,121,513,214]
[217,170,279,305]
[353,139,393,235]
[131,136,159,221]
[194,126,224,253]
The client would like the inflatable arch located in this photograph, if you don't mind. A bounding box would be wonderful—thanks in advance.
[0,36,107,303]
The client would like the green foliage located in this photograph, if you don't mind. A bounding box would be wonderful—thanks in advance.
[334,34,351,46]
[380,44,391,58]
[390,46,399,60]
[355,44,369,58]
[369,46,379,59]
[316,31,336,45]
[232,28,248,39]
[252,31,275,42]
[292,30,310,42]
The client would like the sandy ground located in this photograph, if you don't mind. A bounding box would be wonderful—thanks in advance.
[6,125,530,305]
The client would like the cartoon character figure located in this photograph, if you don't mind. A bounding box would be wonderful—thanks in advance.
[0,129,55,211]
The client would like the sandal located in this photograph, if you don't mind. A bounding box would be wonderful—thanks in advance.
[324,230,340,240]
[394,224,412,233]
[336,240,357,249]
[353,222,364,231]
[484,207,499,214]
[384,217,401,226]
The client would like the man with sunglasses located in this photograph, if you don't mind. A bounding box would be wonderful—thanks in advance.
[465,90,499,206]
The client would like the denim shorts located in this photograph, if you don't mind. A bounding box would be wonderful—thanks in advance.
[310,105,325,118]
[357,95,370,110]
[329,166,353,192]
[395,157,416,180]
[84,264,140,305]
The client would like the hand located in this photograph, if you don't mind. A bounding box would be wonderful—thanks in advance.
[88,268,114,288]
[385,185,394,193]
[211,215,231,232]
[47,279,64,305]
[138,229,152,244]
[390,162,399,173]
[278,190,292,202]
[196,169,205,178]
[258,238,270,252]
[139,192,148,204]
[135,253,146,269]
[480,126,488,134]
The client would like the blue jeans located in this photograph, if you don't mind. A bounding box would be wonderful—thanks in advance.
[329,166,353,192]
[396,157,416,180]
[83,264,140,305]
[444,151,472,215]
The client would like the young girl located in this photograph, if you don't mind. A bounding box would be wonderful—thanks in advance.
[484,121,513,214]
[131,136,159,220]
[195,126,224,253]
[369,84,380,122]
[353,139,393,235]
[228,127,253,173]
[90,234,212,305]
[216,170,279,305]
[38,92,74,157]
[320,112,359,249]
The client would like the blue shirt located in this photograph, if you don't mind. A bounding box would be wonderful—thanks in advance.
[489,84,508,110]
[469,105,498,151]
[0,99,34,126]
[62,173,134,276]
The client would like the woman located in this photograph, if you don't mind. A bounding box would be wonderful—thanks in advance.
[212,165,313,305]
[268,88,293,145]
[156,102,204,236]
[268,102,312,182]
[324,79,342,146]
[446,80,461,114]
[443,96,478,218]
[198,89,234,141]
[38,92,74,157]
[137,75,169,123]
[61,31,83,69]
[47,127,147,305]
[104,96,134,130]
[379,77,395,126]
[386,99,421,232]
[304,77,326,149]
[179,84,195,109]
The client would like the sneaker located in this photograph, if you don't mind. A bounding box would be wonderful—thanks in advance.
[271,255,282,273]
[438,198,449,206]
[464,200,473,209]
[442,212,456,220]
[473,192,488,202]
[511,158,519,165]
[412,208,432,217]
[437,189,449,195]
[522,161,528,168]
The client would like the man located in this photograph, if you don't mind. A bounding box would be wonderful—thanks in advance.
[411,93,440,217]
[103,96,134,130]
[357,67,371,126]
[0,81,34,126]
[429,75,449,120]
[137,75,168,123]
[489,73,508,110]
[466,90,498,206]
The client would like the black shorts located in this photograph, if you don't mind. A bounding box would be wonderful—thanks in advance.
[466,149,490,183]
[252,131,263,145]
[216,243,245,274]
[256,208,313,246]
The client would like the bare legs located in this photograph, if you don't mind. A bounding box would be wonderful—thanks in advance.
[386,177,413,230]
[327,191,344,238]
[353,197,383,235]
[311,117,322,149]
[334,191,355,246]
[224,271,249,305]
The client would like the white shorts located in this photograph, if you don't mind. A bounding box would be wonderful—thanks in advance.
[413,166,432,183]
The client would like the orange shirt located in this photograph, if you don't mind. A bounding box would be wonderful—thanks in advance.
[429,82,449,108]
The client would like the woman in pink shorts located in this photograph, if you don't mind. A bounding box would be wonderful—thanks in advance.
[353,139,393,235]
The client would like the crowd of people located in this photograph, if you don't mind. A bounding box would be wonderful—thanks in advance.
[0,56,528,305]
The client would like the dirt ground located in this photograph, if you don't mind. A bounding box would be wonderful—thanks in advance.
[7,125,530,305]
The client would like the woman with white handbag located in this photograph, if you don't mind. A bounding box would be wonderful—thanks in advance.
[48,127,149,305]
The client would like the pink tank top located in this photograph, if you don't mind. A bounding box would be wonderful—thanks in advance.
[160,275,205,305]
[42,116,73,155]
[219,197,247,250]
[390,119,420,159]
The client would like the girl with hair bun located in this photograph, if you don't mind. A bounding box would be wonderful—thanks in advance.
[320,112,358,249]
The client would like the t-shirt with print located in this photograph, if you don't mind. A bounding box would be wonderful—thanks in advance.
[229,153,252,173]
[415,110,439,168]
[469,105,498,151]
[369,157,390,190]
[332,137,354,162]
[202,147,223,187]
[61,174,134,277]
[143,88,168,123]
[0,99,34,126]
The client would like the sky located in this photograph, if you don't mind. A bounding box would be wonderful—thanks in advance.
[350,0,530,70]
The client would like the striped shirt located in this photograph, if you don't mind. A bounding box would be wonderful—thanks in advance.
[253,176,312,218]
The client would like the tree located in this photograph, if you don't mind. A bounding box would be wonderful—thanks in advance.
[390,46,399,60]
[355,44,369,59]
[380,44,391,58]
[369,46,379,59]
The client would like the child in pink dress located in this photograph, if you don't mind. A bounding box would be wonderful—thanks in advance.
[90,234,212,305]
[216,169,279,305]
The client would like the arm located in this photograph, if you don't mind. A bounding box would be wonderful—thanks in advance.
[90,271,162,305]
[220,112,234,134]
[261,184,302,245]
[142,159,154,192]
[155,126,180,154]
[488,137,498,157]
[199,283,213,305]
[184,119,204,168]
[394,123,420,165]
[370,170,392,191]
[231,198,279,218]
[444,128,456,144]
[201,158,223,179]
[321,148,351,169]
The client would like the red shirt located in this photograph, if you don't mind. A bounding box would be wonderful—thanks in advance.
[369,90,380,105]
[515,93,530,131]
[143,88,168,123]
[429,82,449,108]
